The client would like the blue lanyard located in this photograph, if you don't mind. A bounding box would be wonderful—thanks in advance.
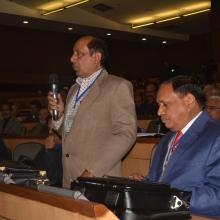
[74,72,102,108]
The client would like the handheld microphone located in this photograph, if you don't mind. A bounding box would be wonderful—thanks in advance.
[49,73,59,121]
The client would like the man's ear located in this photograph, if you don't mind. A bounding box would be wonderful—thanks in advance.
[94,51,102,65]
[183,93,196,108]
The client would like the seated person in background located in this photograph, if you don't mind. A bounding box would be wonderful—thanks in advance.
[146,118,169,134]
[36,119,62,186]
[60,86,69,105]
[138,82,158,118]
[206,95,220,121]
[132,76,220,218]
[202,83,220,101]
[26,100,42,122]
[134,90,143,116]
[43,129,62,186]
[27,107,50,137]
[0,103,24,136]
[11,102,25,122]
[0,138,11,161]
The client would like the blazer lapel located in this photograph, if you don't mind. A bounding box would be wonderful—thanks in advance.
[162,111,209,180]
[69,70,108,126]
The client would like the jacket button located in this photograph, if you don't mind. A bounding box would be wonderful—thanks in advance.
[66,153,69,158]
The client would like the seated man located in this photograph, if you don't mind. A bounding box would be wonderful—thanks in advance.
[0,103,24,136]
[27,107,50,137]
[206,95,220,121]
[0,138,11,161]
[135,76,220,218]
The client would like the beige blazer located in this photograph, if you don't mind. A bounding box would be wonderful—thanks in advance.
[62,70,137,188]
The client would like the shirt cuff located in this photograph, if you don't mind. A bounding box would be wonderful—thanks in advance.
[52,115,64,130]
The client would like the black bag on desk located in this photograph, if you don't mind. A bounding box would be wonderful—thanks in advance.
[0,161,49,187]
[71,176,191,220]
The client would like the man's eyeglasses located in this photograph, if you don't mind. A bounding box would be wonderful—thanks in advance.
[206,106,220,110]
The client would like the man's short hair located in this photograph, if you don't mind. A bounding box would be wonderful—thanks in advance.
[87,37,108,67]
[163,75,206,109]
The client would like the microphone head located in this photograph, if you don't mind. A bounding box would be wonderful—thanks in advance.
[49,74,59,85]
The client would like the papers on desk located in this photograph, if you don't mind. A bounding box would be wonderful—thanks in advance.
[137,133,164,137]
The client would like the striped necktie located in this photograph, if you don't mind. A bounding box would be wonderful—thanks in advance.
[171,131,183,152]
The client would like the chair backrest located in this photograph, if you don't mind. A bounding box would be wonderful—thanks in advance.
[13,142,44,162]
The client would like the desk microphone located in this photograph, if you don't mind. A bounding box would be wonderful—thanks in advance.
[49,73,59,120]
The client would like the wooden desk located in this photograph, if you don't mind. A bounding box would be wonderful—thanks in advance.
[0,183,216,220]
[192,216,219,220]
[122,137,160,176]
[0,183,118,220]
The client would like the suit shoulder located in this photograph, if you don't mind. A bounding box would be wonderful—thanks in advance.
[105,74,131,86]
[206,118,220,135]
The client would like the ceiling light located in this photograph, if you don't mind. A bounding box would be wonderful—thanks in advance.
[156,16,180,24]
[68,27,73,30]
[41,0,90,16]
[43,8,64,15]
[142,38,147,41]
[23,20,29,24]
[183,8,211,17]
[106,33,111,36]
[130,1,211,29]
[162,41,167,44]
[65,0,90,8]
[182,2,210,11]
[131,22,154,29]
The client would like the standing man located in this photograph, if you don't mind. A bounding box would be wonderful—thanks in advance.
[48,36,137,188]
[148,76,220,217]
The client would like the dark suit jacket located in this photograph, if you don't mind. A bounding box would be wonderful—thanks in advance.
[0,117,24,136]
[148,111,220,217]
[0,138,11,160]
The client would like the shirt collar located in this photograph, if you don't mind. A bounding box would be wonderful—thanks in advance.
[76,68,103,86]
[181,111,203,134]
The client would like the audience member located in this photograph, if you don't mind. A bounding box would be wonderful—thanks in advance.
[138,82,158,118]
[26,100,42,121]
[132,76,220,217]
[11,102,24,122]
[0,103,24,136]
[203,83,220,100]
[134,90,143,116]
[43,129,62,186]
[60,86,69,105]
[36,119,63,186]
[146,118,169,134]
[27,107,50,137]
[0,138,11,161]
[48,35,137,188]
[206,95,220,121]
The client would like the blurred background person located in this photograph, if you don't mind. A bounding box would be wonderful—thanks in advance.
[59,86,69,105]
[206,95,220,121]
[37,118,62,186]
[138,82,158,118]
[26,100,42,122]
[0,137,12,161]
[203,83,220,101]
[27,107,50,137]
[0,102,24,136]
